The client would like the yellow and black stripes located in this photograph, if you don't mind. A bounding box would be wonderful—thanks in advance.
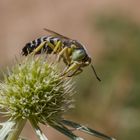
[22,36,61,56]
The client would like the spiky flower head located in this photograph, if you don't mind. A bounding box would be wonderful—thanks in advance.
[0,55,74,124]
[0,55,115,140]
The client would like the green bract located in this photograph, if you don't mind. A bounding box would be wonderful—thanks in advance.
[0,55,73,124]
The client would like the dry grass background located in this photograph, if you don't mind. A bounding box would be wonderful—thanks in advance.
[0,0,140,140]
[1,0,140,66]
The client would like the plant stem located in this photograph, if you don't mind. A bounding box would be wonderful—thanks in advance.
[29,118,48,140]
[6,118,27,140]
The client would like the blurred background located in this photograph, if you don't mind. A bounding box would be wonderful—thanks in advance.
[0,0,140,140]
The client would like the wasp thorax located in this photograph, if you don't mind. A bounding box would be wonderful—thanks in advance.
[71,49,86,61]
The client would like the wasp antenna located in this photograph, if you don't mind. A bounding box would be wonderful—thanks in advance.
[91,65,101,82]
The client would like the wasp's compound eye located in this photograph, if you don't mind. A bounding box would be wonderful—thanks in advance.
[71,49,86,61]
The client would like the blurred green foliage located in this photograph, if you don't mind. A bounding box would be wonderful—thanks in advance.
[71,14,140,140]
[95,14,140,106]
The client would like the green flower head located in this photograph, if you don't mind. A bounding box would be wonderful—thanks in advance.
[0,55,115,140]
[0,55,74,124]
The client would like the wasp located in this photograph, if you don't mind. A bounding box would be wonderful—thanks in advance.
[22,28,101,81]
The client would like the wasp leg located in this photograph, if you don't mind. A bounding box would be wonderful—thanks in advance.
[62,57,70,65]
[31,41,47,55]
[31,40,56,55]
[52,41,62,54]
[61,62,81,76]
[68,68,83,77]
[57,47,72,67]
[45,41,55,50]
[57,47,68,61]
[63,47,71,65]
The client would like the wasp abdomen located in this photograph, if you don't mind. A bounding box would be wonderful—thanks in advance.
[22,36,60,56]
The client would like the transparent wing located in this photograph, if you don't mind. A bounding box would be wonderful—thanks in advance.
[43,28,71,40]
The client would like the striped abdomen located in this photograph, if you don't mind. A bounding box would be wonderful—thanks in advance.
[22,36,60,56]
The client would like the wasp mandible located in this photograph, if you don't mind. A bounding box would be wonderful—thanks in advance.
[21,28,101,81]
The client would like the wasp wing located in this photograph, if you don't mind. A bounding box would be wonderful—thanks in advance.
[43,28,71,40]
